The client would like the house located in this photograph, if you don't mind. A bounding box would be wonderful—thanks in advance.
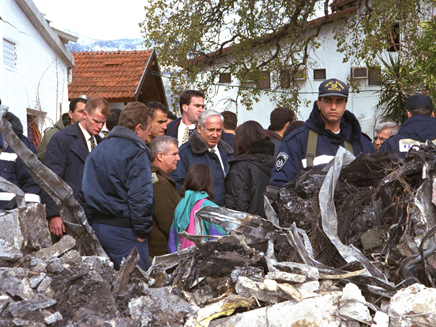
[68,50,168,110]
[0,0,76,146]
[192,1,386,137]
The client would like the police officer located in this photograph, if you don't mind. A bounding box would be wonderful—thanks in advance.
[270,78,375,186]
[379,94,436,158]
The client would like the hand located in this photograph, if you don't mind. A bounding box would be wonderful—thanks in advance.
[137,237,146,243]
[50,216,65,237]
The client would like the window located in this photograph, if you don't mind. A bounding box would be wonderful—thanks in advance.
[313,69,326,80]
[351,67,368,79]
[3,39,17,69]
[219,73,231,84]
[368,67,381,85]
[280,69,306,88]
[241,71,271,90]
[257,71,270,89]
[27,109,45,148]
[280,70,290,89]
[387,23,400,52]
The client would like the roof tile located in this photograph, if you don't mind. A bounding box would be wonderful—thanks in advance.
[68,50,153,101]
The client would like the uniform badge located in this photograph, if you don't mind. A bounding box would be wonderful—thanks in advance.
[276,152,289,171]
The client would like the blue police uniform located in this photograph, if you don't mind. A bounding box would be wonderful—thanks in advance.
[270,101,375,186]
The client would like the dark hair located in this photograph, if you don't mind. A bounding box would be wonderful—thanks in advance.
[106,108,122,131]
[167,111,178,121]
[235,120,270,156]
[283,120,305,138]
[5,112,23,137]
[409,108,433,117]
[179,90,205,111]
[269,107,295,131]
[69,98,87,113]
[119,102,152,131]
[221,111,237,130]
[180,163,214,200]
[145,101,167,112]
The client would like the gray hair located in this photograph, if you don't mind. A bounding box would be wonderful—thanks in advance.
[375,122,399,136]
[150,135,178,162]
[198,110,223,129]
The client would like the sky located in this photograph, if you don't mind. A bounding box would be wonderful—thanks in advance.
[33,0,146,40]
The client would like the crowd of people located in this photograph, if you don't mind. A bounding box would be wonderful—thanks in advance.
[1,78,435,271]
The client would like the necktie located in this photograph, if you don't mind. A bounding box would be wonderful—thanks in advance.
[181,126,190,145]
[89,136,96,151]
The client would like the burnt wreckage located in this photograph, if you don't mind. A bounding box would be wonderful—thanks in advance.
[1,106,436,326]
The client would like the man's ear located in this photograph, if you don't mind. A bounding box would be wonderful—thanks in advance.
[68,111,73,119]
[284,121,291,130]
[156,152,164,162]
[134,124,142,134]
[182,104,188,113]
[431,112,435,118]
[407,111,412,119]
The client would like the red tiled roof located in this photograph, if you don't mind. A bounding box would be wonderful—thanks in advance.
[68,50,153,101]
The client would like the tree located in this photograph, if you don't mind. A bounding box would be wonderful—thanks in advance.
[334,0,435,122]
[140,0,435,112]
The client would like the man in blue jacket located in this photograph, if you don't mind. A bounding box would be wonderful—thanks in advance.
[81,102,155,271]
[379,94,436,158]
[171,110,233,206]
[270,78,375,186]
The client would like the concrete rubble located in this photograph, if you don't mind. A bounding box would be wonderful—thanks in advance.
[2,111,436,326]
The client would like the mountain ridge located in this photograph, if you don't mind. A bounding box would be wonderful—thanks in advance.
[66,35,146,52]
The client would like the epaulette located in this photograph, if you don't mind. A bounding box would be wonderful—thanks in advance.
[151,172,159,184]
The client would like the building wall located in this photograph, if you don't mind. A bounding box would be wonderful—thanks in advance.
[0,0,70,135]
[199,23,383,138]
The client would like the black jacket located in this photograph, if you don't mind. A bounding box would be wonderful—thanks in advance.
[225,149,275,218]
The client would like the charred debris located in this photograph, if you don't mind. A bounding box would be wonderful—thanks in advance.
[2,110,436,326]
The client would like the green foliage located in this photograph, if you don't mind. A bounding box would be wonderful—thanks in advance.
[409,19,436,100]
[140,0,435,115]
[377,55,408,124]
[140,0,326,112]
[335,0,435,121]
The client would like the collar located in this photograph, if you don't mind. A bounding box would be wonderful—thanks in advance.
[78,122,92,141]
[179,121,196,130]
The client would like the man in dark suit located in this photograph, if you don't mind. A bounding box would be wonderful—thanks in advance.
[43,97,111,237]
[171,110,233,206]
[166,90,204,146]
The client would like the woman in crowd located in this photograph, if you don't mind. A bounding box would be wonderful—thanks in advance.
[168,163,226,252]
[225,121,276,218]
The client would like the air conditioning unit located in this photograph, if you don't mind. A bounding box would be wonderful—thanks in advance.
[295,70,307,81]
[351,67,368,79]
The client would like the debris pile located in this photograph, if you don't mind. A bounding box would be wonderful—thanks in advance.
[2,105,436,326]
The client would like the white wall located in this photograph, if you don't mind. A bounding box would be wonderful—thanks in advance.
[0,0,71,134]
[199,23,382,138]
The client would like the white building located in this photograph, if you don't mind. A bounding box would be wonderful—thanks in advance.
[0,0,76,143]
[194,6,386,137]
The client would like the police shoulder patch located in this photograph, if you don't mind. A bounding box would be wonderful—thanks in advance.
[276,151,289,171]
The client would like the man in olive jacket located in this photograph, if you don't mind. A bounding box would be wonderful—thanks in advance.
[149,135,180,258]
[37,98,87,161]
